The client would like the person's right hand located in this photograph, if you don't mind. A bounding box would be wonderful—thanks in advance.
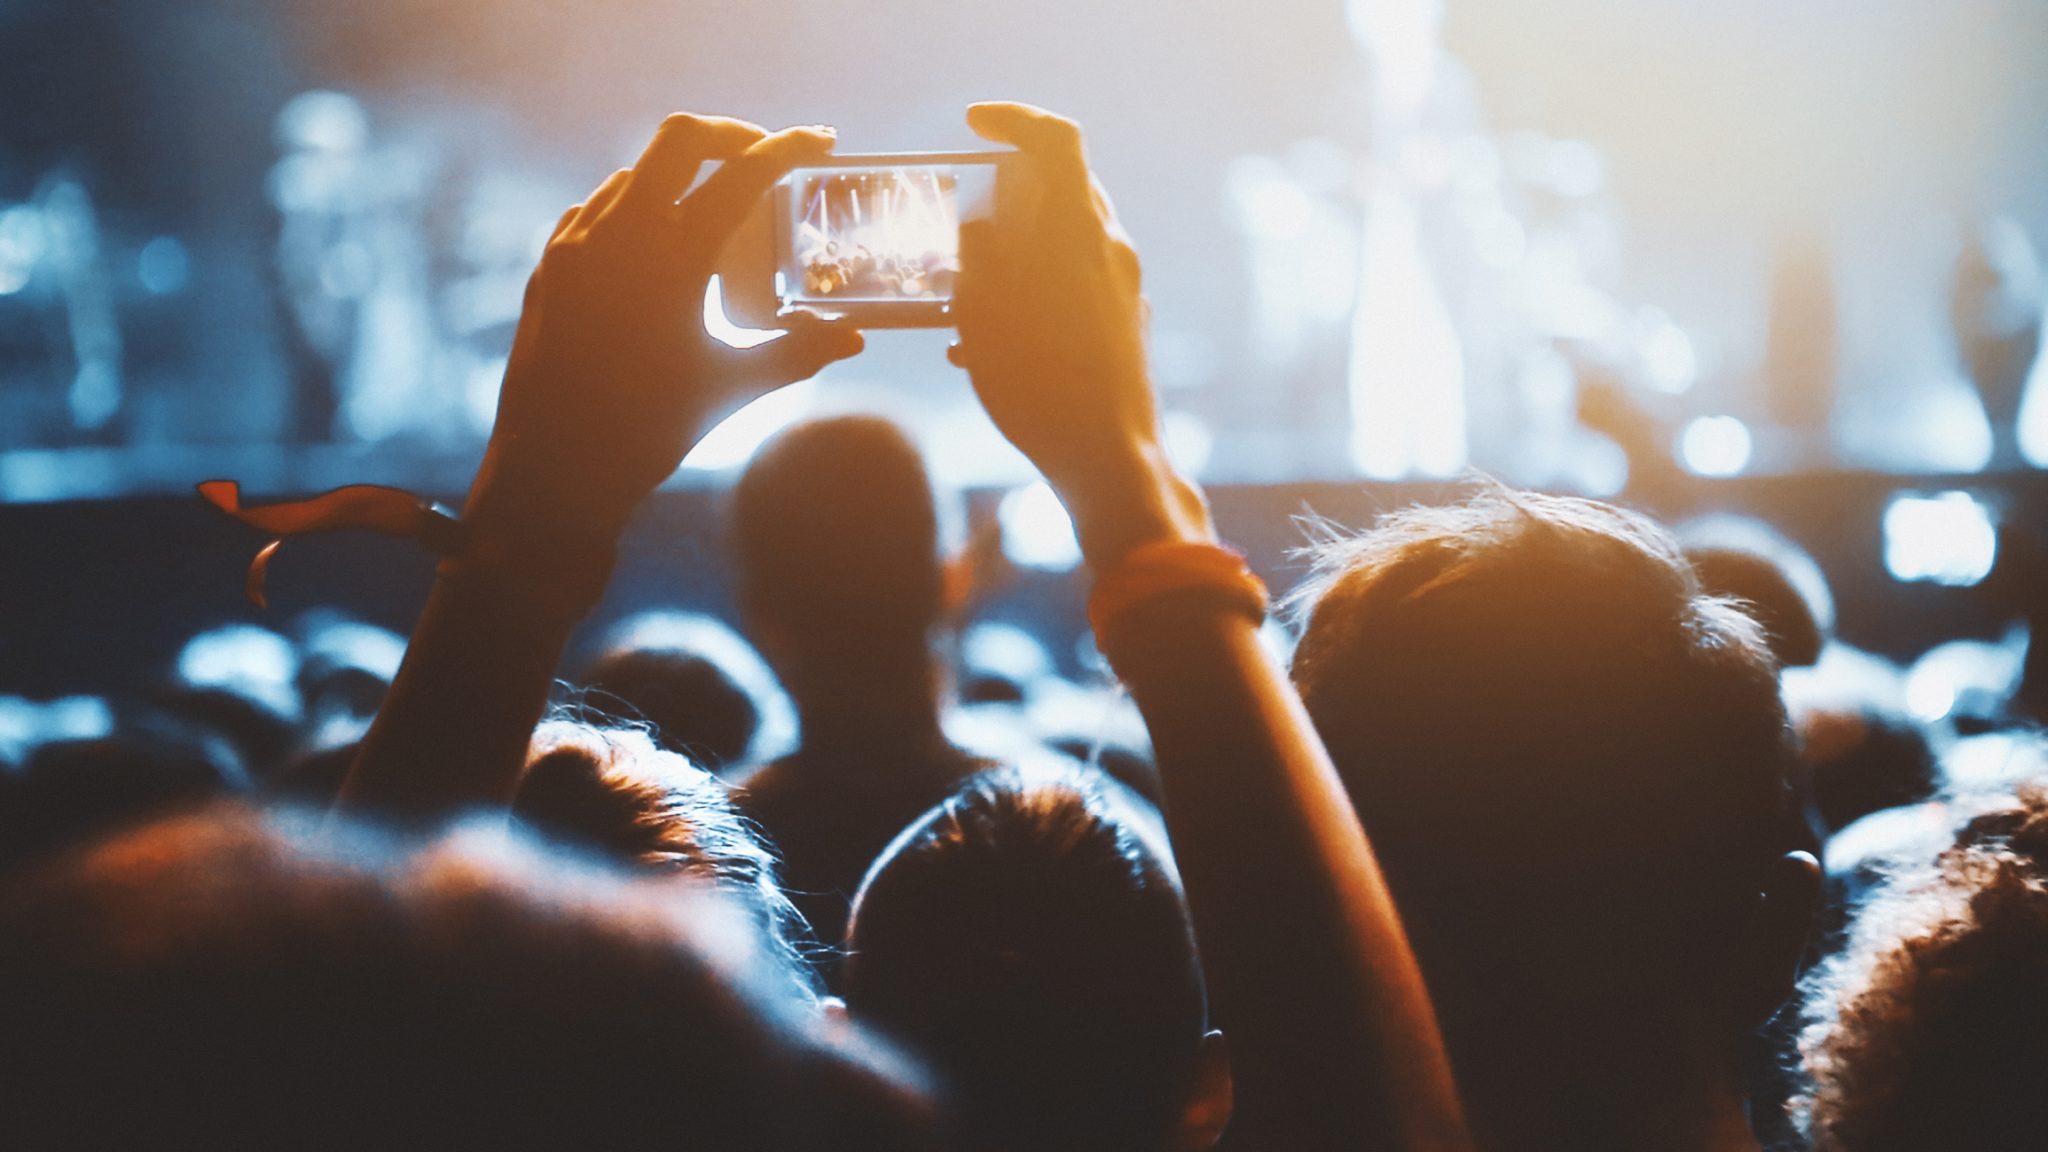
[950,102,1214,566]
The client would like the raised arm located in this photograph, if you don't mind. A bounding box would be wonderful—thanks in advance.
[338,115,861,819]
[949,102,1471,1152]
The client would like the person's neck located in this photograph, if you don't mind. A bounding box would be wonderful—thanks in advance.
[1472,1082,1761,1152]
[1457,1018,1763,1152]
[1608,1079,1763,1152]
[788,658,953,761]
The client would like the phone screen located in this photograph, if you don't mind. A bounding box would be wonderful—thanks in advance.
[776,161,998,315]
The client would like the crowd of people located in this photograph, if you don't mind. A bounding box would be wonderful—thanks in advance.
[1,103,2045,1151]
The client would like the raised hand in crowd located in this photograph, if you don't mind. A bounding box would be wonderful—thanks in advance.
[951,100,1473,1152]
[341,115,861,817]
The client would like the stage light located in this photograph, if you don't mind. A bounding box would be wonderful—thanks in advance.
[177,624,300,716]
[1904,635,2024,725]
[1636,307,1698,394]
[998,481,1082,572]
[1678,415,1752,477]
[1162,409,1215,477]
[0,695,113,763]
[1883,491,1997,586]
[136,236,190,295]
[0,204,41,296]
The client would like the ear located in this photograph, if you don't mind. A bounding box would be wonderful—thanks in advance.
[1172,1030,1234,1152]
[1735,850,1824,1026]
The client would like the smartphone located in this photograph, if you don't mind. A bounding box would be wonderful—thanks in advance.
[717,151,1011,330]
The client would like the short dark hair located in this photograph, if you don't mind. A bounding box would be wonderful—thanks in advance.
[0,803,935,1149]
[0,718,244,875]
[844,764,1207,1152]
[731,416,944,647]
[577,645,761,767]
[1289,487,1795,1114]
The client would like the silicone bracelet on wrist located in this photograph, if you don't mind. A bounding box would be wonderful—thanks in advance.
[1087,540,1270,645]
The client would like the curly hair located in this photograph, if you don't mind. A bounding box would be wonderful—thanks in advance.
[1797,782,2048,1150]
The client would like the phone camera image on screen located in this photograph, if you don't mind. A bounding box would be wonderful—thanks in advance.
[775,162,997,320]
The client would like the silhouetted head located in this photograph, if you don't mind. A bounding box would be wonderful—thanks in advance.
[1798,786,2048,1150]
[151,683,298,781]
[1290,486,1817,1142]
[1801,706,1940,837]
[294,614,405,727]
[0,804,935,1150]
[515,721,814,996]
[844,765,1228,1152]
[0,717,244,875]
[1688,547,1826,668]
[732,417,944,699]
[577,645,761,768]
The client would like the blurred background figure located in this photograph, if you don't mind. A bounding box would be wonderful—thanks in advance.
[269,89,440,443]
[570,611,780,774]
[728,417,996,966]
[1951,218,2044,471]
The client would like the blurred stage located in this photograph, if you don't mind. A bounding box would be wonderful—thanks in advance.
[3,0,2047,705]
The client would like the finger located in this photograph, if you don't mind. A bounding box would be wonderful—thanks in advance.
[1085,176,1144,287]
[582,168,632,227]
[1110,236,1143,290]
[621,113,767,216]
[957,217,1002,278]
[949,218,1004,336]
[548,202,583,243]
[736,313,865,388]
[966,101,1089,196]
[678,125,838,262]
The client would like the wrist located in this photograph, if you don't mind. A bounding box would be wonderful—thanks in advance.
[454,452,624,623]
[1056,441,1216,570]
[437,521,618,627]
[463,437,636,546]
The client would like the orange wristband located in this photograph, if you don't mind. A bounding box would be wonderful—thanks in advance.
[1087,540,1269,644]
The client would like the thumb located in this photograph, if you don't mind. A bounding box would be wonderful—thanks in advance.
[735,313,865,388]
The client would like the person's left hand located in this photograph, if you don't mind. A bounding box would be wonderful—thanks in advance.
[467,114,864,544]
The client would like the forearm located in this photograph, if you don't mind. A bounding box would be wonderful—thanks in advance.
[335,535,611,821]
[1106,601,1468,1150]
[1065,451,1468,1150]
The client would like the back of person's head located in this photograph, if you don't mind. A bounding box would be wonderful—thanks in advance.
[732,417,944,676]
[293,613,405,728]
[1686,545,1826,669]
[577,644,761,768]
[0,717,245,875]
[151,682,299,781]
[1289,486,1814,1134]
[843,764,1227,1152]
[515,720,814,995]
[0,803,935,1150]
[1677,513,1836,668]
[1797,787,2048,1150]
[1801,706,1940,837]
